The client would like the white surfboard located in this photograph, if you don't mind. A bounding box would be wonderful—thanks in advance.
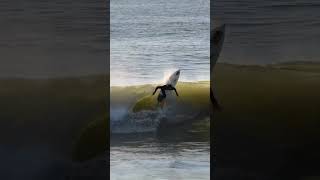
[165,69,180,87]
[158,69,180,103]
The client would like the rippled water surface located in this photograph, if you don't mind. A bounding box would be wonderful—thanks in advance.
[0,0,107,78]
[111,0,210,86]
[213,0,320,64]
[111,135,210,180]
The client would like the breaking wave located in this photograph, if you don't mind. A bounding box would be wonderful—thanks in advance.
[110,82,210,134]
[110,108,162,134]
[110,105,204,134]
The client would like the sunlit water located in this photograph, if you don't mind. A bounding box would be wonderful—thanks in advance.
[110,136,210,180]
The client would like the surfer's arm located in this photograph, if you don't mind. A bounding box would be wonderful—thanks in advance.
[152,86,160,95]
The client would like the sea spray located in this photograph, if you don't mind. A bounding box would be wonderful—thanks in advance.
[111,110,163,134]
[111,105,204,134]
[110,106,128,122]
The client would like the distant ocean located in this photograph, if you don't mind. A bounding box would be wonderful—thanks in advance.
[0,0,107,78]
[111,0,210,86]
[111,0,320,86]
[213,0,320,65]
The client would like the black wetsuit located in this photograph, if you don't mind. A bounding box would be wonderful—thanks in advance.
[152,84,179,103]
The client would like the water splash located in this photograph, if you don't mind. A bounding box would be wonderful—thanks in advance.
[111,110,164,134]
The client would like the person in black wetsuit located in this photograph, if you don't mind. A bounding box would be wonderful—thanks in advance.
[152,84,179,108]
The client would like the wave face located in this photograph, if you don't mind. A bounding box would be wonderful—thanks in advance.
[110,82,210,134]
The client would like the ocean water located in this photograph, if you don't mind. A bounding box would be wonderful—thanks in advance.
[0,0,107,78]
[213,0,320,65]
[110,0,210,86]
[110,86,211,179]
[111,135,210,180]
[0,0,108,179]
[110,0,210,179]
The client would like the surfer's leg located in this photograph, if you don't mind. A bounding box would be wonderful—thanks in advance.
[158,93,166,109]
[160,100,164,109]
[157,94,161,107]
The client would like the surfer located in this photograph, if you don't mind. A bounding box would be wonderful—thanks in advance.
[152,84,179,109]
